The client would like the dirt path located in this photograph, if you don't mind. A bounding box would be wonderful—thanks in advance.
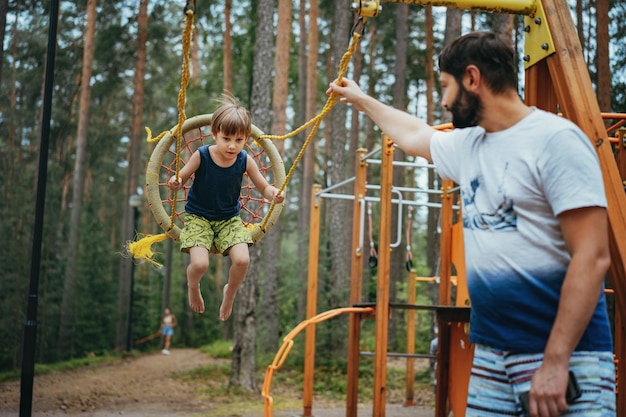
[0,349,219,416]
[0,349,435,417]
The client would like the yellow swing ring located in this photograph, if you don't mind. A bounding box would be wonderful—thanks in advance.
[145,114,286,245]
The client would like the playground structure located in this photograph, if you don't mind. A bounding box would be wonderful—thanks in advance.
[260,141,465,416]
[260,0,626,416]
[262,114,626,417]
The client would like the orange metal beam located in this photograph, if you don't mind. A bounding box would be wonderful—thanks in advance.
[372,136,395,417]
[347,149,368,417]
[302,184,322,416]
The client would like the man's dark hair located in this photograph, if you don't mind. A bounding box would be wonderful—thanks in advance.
[438,31,518,94]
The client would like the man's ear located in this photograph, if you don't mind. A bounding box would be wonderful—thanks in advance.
[463,65,481,91]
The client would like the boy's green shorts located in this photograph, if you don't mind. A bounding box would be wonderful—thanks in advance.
[180,214,252,255]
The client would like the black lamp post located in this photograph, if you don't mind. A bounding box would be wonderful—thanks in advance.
[127,194,142,352]
[21,3,59,415]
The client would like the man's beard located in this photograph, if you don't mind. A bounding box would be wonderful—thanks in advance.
[449,85,482,128]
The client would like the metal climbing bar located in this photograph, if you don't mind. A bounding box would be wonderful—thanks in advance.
[604,113,626,137]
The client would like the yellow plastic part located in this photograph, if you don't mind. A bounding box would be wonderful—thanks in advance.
[352,0,382,17]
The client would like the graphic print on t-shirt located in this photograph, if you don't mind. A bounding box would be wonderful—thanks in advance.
[461,165,517,232]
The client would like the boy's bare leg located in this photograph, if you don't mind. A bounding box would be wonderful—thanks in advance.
[220,243,249,321]
[187,246,209,313]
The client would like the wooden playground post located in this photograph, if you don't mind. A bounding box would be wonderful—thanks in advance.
[437,180,455,305]
[303,184,322,417]
[372,136,395,417]
[612,126,626,412]
[346,149,369,417]
[433,179,460,417]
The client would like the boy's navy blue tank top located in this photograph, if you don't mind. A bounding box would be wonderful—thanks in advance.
[185,146,247,221]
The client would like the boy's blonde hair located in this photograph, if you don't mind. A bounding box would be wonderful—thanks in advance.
[211,92,252,138]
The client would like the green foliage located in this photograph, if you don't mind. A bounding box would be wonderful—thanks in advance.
[176,362,232,385]
[172,358,279,416]
[200,339,235,359]
[0,351,123,383]
[301,358,434,401]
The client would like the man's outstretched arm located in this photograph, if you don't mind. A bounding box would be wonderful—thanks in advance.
[328,78,437,160]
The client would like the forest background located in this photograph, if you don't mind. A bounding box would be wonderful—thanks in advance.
[1,0,625,393]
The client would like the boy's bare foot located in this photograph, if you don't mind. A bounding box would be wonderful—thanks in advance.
[188,281,205,313]
[219,284,234,321]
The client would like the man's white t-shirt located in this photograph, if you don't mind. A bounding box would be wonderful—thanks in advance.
[430,108,612,353]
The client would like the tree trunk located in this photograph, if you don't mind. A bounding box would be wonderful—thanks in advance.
[297,0,319,313]
[191,24,200,87]
[231,0,275,392]
[424,4,441,321]
[220,0,234,342]
[596,0,611,114]
[6,8,18,203]
[5,1,22,370]
[0,0,8,88]
[576,0,584,47]
[116,0,149,351]
[260,0,291,353]
[326,0,352,356]
[363,22,377,305]
[59,0,97,359]
[424,8,434,127]
[389,3,409,350]
[223,0,232,93]
[492,14,513,43]
[425,5,439,280]
[444,9,462,46]
[347,30,363,182]
[441,8,462,125]
[364,23,376,152]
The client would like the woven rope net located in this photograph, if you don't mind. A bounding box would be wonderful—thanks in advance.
[145,114,286,245]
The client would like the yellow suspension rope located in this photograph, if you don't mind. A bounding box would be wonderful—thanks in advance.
[126,7,195,266]
[257,30,362,233]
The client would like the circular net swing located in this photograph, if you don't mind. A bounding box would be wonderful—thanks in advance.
[127,2,366,265]
[145,114,286,245]
[127,4,287,265]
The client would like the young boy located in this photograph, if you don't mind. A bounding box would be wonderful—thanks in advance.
[168,94,284,321]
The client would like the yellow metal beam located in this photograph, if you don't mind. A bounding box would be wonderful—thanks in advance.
[353,0,555,70]
[355,0,537,16]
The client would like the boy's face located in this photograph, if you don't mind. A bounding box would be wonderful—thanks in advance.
[213,131,248,160]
